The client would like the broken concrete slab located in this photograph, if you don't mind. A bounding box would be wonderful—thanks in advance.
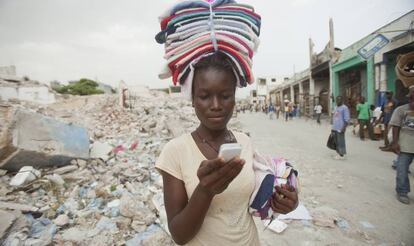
[311,206,339,228]
[90,141,112,161]
[0,210,16,239]
[165,119,185,138]
[0,169,7,176]
[9,166,41,187]
[0,201,39,213]
[53,165,77,175]
[44,173,65,186]
[0,109,90,171]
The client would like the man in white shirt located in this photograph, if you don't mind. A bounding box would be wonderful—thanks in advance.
[314,103,323,124]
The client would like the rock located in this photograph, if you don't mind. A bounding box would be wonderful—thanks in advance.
[120,192,140,218]
[126,224,173,246]
[107,199,120,208]
[94,130,104,139]
[165,119,185,138]
[152,193,169,234]
[77,159,87,168]
[0,201,39,212]
[61,227,88,243]
[95,216,118,233]
[90,141,113,161]
[131,220,146,233]
[9,166,41,187]
[27,216,57,246]
[53,214,69,226]
[44,173,65,186]
[0,169,7,176]
[311,206,339,228]
[53,165,77,175]
[0,210,16,239]
[0,109,90,171]
[114,217,132,231]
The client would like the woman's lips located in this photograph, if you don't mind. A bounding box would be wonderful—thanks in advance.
[208,116,225,123]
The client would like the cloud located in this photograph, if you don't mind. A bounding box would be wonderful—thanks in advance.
[291,0,314,7]
[1,0,413,98]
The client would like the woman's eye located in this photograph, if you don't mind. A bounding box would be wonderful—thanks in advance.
[198,94,209,100]
[222,94,232,99]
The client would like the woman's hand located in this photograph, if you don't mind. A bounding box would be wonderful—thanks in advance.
[197,157,245,196]
[271,184,298,214]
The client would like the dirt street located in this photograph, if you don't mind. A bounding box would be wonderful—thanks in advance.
[239,112,414,246]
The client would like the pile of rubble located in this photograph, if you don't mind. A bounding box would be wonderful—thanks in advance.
[0,91,243,245]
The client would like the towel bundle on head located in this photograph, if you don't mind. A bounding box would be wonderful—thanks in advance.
[395,51,414,88]
[249,152,300,220]
[155,0,261,99]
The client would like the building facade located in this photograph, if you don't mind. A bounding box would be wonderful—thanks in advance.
[331,10,414,117]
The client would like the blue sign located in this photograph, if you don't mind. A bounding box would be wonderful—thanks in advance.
[357,34,390,60]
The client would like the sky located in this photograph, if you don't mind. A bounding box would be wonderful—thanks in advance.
[0,0,413,98]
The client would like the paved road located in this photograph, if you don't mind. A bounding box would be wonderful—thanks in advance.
[238,112,414,246]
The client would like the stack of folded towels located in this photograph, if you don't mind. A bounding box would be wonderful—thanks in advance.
[155,0,261,98]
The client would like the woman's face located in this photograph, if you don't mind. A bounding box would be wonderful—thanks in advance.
[192,67,236,131]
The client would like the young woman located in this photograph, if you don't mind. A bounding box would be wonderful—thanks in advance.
[156,53,298,245]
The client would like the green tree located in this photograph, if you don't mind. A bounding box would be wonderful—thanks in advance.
[54,78,104,95]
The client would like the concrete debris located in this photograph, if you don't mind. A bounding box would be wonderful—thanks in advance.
[53,165,77,175]
[311,206,339,228]
[126,224,173,246]
[53,214,69,227]
[0,93,243,245]
[90,141,113,161]
[0,210,16,239]
[0,109,89,171]
[61,227,89,243]
[44,173,65,186]
[0,201,39,212]
[9,166,41,187]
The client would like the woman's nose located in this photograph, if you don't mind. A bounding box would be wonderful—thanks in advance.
[211,96,221,110]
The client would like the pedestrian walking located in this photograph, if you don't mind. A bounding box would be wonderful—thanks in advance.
[284,103,290,122]
[268,104,275,119]
[314,103,323,124]
[389,86,414,204]
[288,102,294,120]
[378,91,398,151]
[356,96,371,140]
[331,96,350,160]
[275,105,281,119]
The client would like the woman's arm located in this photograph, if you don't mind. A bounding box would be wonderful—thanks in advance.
[161,171,213,245]
[160,157,245,245]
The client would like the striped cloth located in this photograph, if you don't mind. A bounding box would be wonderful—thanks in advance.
[155,0,261,99]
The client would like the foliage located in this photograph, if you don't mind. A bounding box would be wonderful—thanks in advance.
[54,78,104,95]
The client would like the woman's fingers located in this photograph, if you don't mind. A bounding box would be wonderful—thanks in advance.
[271,194,292,213]
[198,158,245,194]
[214,158,245,190]
[197,158,225,177]
[275,186,298,201]
[272,186,299,213]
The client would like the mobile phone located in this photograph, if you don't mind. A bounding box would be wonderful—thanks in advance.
[218,143,242,162]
